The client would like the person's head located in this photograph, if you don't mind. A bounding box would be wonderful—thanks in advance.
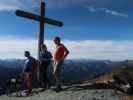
[24,51,30,57]
[53,36,61,45]
[41,44,47,52]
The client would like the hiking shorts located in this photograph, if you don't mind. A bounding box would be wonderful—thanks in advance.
[24,72,32,90]
[53,60,64,80]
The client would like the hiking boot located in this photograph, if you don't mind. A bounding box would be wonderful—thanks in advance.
[41,83,51,90]
[27,89,32,95]
[47,83,52,89]
[54,86,63,93]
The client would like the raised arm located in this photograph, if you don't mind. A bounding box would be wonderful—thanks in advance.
[63,45,69,60]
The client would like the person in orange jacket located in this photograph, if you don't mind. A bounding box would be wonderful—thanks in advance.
[53,36,69,92]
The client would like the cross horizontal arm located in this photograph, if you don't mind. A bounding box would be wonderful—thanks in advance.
[16,10,63,27]
[16,10,40,22]
[45,18,63,27]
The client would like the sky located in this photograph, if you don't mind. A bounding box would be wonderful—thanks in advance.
[0,0,133,60]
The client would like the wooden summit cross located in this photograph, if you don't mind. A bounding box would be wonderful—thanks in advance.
[16,0,63,60]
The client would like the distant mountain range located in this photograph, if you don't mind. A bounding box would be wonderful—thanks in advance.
[0,59,133,94]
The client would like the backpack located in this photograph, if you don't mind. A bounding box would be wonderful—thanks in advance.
[32,58,38,72]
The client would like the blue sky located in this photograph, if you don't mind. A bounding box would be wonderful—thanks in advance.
[0,0,133,60]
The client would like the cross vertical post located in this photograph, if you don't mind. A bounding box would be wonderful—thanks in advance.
[38,1,45,60]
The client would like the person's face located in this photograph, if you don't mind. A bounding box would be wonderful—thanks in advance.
[41,46,47,51]
[24,52,29,57]
[54,39,59,45]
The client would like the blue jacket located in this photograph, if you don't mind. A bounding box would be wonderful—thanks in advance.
[40,51,52,62]
[23,57,34,73]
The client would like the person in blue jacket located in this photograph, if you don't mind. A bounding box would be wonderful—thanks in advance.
[39,44,52,89]
[23,51,35,94]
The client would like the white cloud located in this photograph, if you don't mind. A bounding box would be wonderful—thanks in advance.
[0,0,19,11]
[0,37,133,61]
[0,0,129,16]
[0,0,89,11]
[87,6,128,18]
[87,6,97,12]
[103,9,128,18]
[45,0,88,9]
[0,0,38,11]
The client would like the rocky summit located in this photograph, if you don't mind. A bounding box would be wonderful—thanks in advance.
[0,84,133,100]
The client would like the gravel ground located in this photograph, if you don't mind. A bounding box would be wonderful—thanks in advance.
[0,86,132,100]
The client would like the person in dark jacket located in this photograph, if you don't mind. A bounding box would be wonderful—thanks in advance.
[23,51,35,94]
[39,44,52,89]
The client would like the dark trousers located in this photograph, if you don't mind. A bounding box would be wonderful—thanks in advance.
[39,62,51,88]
